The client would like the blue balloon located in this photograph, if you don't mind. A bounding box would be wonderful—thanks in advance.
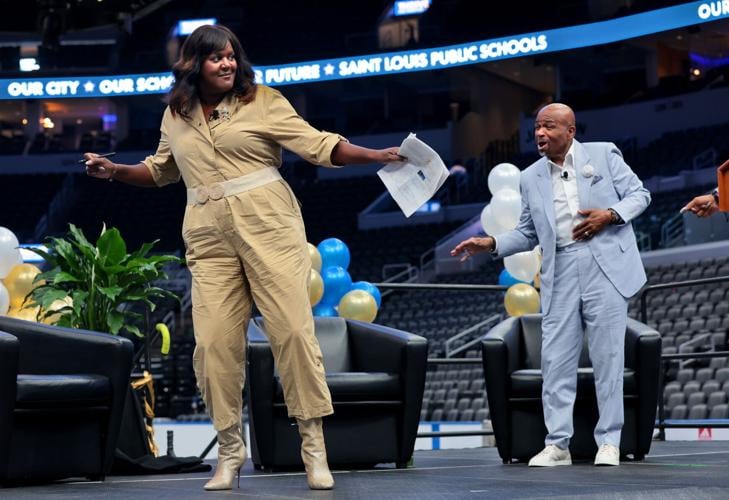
[313,303,338,317]
[498,268,531,287]
[320,265,353,306]
[318,238,351,270]
[351,281,382,308]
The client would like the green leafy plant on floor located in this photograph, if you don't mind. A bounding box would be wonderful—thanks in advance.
[27,223,182,337]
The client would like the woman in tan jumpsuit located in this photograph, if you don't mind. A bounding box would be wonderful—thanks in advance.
[84,25,404,492]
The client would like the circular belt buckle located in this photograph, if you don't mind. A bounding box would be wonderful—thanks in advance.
[208,183,225,200]
[195,186,209,204]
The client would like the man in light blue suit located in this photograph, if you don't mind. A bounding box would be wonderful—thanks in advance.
[452,103,650,467]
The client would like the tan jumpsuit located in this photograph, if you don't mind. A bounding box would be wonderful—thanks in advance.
[142,85,342,431]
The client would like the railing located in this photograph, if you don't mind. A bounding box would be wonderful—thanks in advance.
[635,230,651,252]
[33,173,79,240]
[381,263,418,282]
[677,332,715,369]
[638,275,729,325]
[638,275,729,437]
[693,147,717,171]
[659,212,685,248]
[419,247,435,277]
[445,313,502,358]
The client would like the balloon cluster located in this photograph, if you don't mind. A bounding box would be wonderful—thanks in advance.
[307,238,381,323]
[484,165,541,317]
[0,226,68,323]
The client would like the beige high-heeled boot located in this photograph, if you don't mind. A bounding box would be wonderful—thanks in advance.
[204,424,247,491]
[296,418,334,490]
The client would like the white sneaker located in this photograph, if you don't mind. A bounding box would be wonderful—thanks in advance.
[594,444,620,466]
[528,445,572,467]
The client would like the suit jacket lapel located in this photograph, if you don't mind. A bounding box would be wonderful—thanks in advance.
[572,140,592,209]
[534,158,556,230]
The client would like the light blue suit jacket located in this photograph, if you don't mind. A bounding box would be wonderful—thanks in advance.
[495,140,650,315]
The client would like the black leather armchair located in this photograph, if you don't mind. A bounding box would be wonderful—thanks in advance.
[0,316,133,484]
[481,314,661,463]
[247,316,428,470]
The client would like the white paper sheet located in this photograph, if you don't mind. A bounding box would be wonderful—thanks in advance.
[377,133,450,218]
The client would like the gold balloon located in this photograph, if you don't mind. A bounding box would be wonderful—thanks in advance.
[308,269,324,306]
[338,290,378,323]
[307,243,322,272]
[504,283,540,317]
[7,304,41,322]
[4,263,43,309]
[42,296,73,325]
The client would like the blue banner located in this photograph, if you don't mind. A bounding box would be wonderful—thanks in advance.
[0,1,726,100]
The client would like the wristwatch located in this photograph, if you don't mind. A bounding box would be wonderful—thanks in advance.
[607,208,623,225]
[712,188,720,204]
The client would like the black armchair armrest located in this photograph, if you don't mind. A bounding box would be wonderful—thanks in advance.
[0,331,19,477]
[348,320,428,464]
[347,320,427,372]
[0,317,132,379]
[482,317,523,375]
[481,316,523,462]
[625,318,661,369]
[626,318,661,457]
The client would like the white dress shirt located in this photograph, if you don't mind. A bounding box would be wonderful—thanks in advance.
[549,141,581,248]
[492,141,581,252]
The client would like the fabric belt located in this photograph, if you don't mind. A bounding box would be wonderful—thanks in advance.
[186,167,283,205]
[556,240,589,253]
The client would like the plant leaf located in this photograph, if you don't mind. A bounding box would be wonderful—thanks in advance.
[52,271,80,285]
[24,246,57,267]
[107,310,124,335]
[67,224,96,261]
[36,289,71,311]
[125,324,144,338]
[97,227,127,266]
[97,285,123,301]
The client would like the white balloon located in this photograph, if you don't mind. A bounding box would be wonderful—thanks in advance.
[0,282,9,315]
[488,163,521,195]
[0,227,22,279]
[480,204,512,236]
[504,249,540,283]
[490,188,522,230]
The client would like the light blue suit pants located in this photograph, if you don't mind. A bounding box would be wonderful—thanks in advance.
[541,241,628,449]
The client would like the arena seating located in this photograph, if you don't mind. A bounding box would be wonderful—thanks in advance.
[0,173,65,242]
[4,155,729,423]
[629,256,729,420]
[50,174,187,251]
[0,129,28,155]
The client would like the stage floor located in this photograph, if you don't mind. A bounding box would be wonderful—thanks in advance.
[3,441,729,499]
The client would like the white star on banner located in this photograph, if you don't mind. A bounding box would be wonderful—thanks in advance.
[84,81,95,92]
[324,64,335,76]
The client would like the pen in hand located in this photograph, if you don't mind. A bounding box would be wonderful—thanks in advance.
[679,201,712,214]
[79,152,116,164]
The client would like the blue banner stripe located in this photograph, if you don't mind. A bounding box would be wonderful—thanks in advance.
[0,2,726,100]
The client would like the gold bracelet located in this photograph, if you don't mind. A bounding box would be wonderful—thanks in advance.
[108,165,117,182]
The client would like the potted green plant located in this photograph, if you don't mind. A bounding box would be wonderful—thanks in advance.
[27,223,182,336]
